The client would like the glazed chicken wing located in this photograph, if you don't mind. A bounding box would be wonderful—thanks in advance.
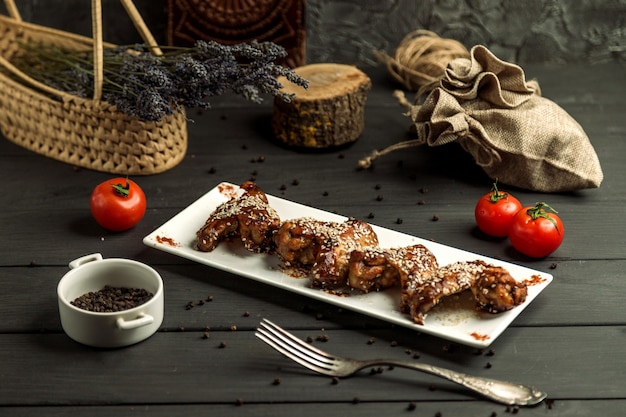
[471,266,528,313]
[347,248,397,292]
[312,218,379,289]
[407,260,528,324]
[386,245,439,311]
[274,217,379,289]
[347,244,438,295]
[408,260,488,324]
[196,181,280,253]
[273,217,329,267]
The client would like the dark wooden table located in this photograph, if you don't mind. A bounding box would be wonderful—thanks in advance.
[1,64,624,417]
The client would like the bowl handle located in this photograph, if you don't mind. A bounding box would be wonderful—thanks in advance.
[68,253,103,269]
[116,313,154,330]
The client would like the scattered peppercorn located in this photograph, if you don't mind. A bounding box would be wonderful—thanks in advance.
[395,218,403,224]
[218,341,227,348]
[375,195,384,201]
[432,214,440,221]
[208,167,216,174]
[485,362,492,369]
[316,334,329,342]
[272,377,281,386]
[367,337,376,345]
[367,212,375,219]
[407,402,417,411]
[331,377,339,385]
[417,199,426,205]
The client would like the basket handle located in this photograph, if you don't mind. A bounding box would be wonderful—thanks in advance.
[92,0,163,100]
[3,0,20,21]
[2,0,162,101]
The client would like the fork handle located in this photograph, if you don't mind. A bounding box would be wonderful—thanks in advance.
[369,360,546,406]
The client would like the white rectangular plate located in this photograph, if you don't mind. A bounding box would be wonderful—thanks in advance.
[143,182,552,348]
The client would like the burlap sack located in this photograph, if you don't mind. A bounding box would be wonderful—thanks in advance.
[383,45,604,192]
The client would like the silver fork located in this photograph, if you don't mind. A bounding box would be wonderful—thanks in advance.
[255,319,546,406]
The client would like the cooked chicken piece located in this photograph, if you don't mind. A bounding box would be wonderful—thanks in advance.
[347,244,438,295]
[274,217,379,289]
[348,248,397,292]
[386,245,439,311]
[408,260,529,324]
[273,217,329,267]
[196,181,280,253]
[408,260,489,324]
[471,266,528,313]
[311,218,379,289]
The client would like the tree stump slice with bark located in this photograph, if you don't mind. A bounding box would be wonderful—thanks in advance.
[272,63,371,148]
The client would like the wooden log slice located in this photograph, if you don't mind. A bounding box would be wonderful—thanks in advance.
[272,63,371,148]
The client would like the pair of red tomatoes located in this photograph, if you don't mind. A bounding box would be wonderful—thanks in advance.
[474,184,564,258]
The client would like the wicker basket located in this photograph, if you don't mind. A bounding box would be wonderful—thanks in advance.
[0,0,187,175]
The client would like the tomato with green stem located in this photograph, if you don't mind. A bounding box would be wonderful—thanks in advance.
[90,177,146,232]
[474,182,523,237]
[508,202,564,258]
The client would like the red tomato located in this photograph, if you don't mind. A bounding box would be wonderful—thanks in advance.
[474,183,523,237]
[509,202,564,258]
[90,177,146,232]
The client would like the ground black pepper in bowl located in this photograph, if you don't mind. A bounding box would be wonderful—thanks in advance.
[71,285,154,312]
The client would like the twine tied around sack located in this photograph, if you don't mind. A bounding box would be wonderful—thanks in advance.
[373,30,470,95]
[360,31,474,169]
[357,90,502,170]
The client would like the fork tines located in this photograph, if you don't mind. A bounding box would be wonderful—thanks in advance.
[255,318,336,374]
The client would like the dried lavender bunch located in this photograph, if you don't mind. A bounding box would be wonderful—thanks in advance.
[16,40,308,122]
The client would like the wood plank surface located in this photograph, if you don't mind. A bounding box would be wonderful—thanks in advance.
[1,63,624,416]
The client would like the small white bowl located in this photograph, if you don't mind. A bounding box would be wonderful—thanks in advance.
[57,253,164,348]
